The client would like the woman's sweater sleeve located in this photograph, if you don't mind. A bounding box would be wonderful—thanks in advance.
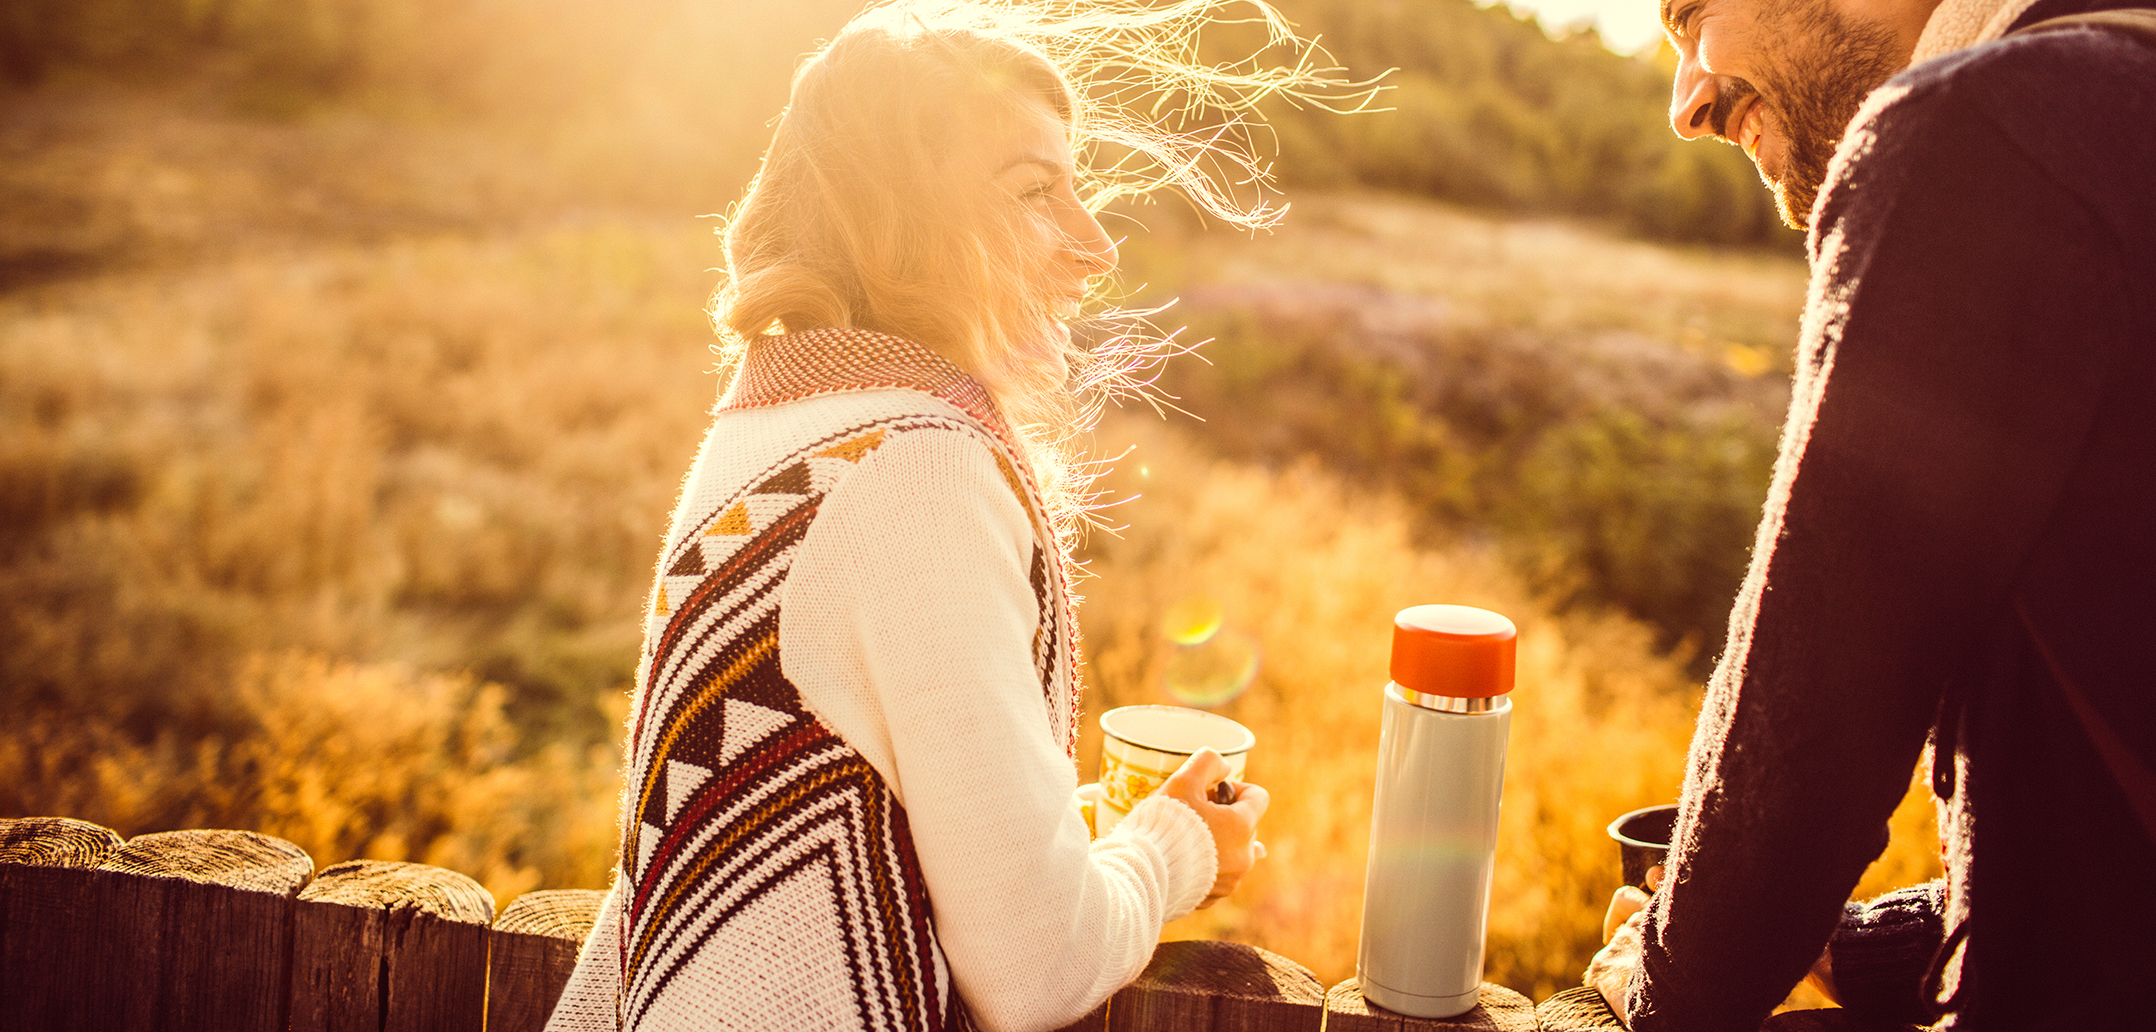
[780,426,1216,1032]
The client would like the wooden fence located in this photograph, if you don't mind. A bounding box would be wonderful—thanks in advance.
[0,816,1902,1032]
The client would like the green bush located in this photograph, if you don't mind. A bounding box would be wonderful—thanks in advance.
[1256,0,1790,246]
[1151,297,1779,660]
[1502,408,1775,655]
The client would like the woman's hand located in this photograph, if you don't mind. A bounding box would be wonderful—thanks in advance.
[1158,748,1269,909]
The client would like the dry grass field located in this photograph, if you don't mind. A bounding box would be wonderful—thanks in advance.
[0,85,1940,1004]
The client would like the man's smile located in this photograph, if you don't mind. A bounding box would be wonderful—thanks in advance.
[1733,97,1767,158]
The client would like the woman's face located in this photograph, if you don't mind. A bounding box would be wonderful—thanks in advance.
[969,97,1118,319]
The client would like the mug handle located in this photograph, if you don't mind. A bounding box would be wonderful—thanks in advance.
[1072,784,1106,840]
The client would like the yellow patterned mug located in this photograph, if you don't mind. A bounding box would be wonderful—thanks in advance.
[1092,706,1253,836]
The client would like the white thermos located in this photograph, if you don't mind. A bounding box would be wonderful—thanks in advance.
[1356,604,1515,1018]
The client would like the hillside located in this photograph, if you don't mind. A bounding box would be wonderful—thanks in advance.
[1256,0,1788,244]
[0,0,1795,257]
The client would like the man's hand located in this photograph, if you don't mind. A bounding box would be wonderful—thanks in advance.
[1585,865,1661,1026]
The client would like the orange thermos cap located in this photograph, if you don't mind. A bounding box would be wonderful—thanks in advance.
[1389,605,1516,698]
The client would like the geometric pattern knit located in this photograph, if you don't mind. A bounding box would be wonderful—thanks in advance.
[542,324,1217,1032]
[613,329,1072,1031]
[717,328,1079,755]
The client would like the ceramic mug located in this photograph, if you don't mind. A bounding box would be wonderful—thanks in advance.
[1608,803,1679,888]
[1090,705,1254,836]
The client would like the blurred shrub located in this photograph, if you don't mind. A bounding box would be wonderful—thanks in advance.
[1075,417,1939,997]
[0,225,714,894]
[0,224,721,840]
[1077,417,1697,996]
[1146,285,1782,659]
[0,651,620,902]
[1505,408,1776,655]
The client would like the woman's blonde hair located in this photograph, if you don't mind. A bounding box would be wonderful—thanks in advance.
[719,12,1075,401]
[714,0,1370,515]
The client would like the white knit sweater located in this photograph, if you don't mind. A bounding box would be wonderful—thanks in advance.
[545,329,1216,1032]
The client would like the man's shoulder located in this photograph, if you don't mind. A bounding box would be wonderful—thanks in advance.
[1824,22,2156,229]
[1876,18,2156,134]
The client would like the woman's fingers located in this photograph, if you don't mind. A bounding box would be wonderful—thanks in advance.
[1161,748,1271,910]
[1161,748,1230,796]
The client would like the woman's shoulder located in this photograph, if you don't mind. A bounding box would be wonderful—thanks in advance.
[649,387,1039,629]
[694,387,1007,496]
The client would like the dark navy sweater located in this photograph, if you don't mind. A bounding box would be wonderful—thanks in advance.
[1627,2,2156,1029]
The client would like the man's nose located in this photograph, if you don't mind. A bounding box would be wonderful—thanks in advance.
[1669,57,1721,140]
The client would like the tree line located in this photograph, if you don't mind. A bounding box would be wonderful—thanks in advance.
[0,0,1792,248]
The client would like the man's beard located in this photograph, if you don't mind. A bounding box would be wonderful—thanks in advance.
[1723,0,1904,229]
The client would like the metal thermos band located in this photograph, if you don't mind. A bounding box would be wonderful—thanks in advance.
[1392,684,1505,714]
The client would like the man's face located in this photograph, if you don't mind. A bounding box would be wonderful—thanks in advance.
[1662,0,1904,228]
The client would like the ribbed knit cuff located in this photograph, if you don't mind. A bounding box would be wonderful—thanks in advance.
[1828,880,1947,1025]
[1115,794,1218,921]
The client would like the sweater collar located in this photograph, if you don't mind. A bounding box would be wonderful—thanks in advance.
[1912,0,2046,61]
[718,327,1008,439]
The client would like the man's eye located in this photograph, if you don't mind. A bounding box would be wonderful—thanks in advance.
[1673,5,1699,36]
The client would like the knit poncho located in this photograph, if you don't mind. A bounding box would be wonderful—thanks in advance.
[546,329,1216,1032]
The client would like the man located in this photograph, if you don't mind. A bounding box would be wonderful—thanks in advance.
[1584,0,2156,1026]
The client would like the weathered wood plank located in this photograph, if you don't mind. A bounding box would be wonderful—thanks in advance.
[104,828,315,892]
[1324,978,1535,1031]
[486,888,605,1032]
[1047,1000,1110,1032]
[1535,985,1627,1032]
[1537,992,1932,1032]
[0,824,313,1032]
[0,817,129,1030]
[1109,939,1325,1032]
[292,859,495,1032]
[0,816,125,866]
[1760,1009,1930,1032]
[103,830,314,1032]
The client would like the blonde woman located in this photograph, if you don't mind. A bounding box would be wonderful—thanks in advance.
[547,4,1348,1029]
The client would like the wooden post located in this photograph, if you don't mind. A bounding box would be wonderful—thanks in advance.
[291,859,495,1032]
[486,888,605,1032]
[0,816,125,866]
[0,817,127,1030]
[101,829,315,1032]
[1108,939,1326,1032]
[1760,1010,1929,1032]
[1535,985,1627,1031]
[0,822,313,1032]
[1540,990,1930,1032]
[1047,1000,1109,1032]
[1324,978,1536,1032]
